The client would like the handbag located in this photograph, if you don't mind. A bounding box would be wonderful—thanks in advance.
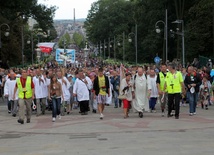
[118,94,127,100]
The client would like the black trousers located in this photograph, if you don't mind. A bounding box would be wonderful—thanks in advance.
[168,93,181,117]
[79,100,89,113]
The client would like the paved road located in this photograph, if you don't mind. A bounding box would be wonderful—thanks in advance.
[0,100,214,155]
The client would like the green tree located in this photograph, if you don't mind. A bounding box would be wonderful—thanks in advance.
[73,32,84,48]
[58,32,71,48]
[0,0,56,66]
[185,0,214,61]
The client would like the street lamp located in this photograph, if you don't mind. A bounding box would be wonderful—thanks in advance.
[171,19,185,67]
[84,41,89,67]
[21,34,31,66]
[155,9,168,62]
[0,23,10,48]
[116,32,125,63]
[35,48,41,63]
[0,23,10,63]
[128,24,138,65]
[103,39,107,60]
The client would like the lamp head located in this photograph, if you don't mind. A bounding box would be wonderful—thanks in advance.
[4,31,9,37]
[128,38,132,42]
[156,28,161,33]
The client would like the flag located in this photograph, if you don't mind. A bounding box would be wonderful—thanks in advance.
[120,64,126,82]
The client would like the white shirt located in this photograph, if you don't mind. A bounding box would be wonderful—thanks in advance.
[33,75,48,99]
[148,75,158,97]
[4,78,18,100]
[73,77,92,101]
[58,76,71,101]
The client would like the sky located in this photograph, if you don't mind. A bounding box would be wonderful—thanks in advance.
[38,0,97,19]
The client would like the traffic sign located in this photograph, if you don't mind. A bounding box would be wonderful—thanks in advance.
[154,56,160,63]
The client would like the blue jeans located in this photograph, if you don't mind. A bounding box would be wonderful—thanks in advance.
[149,97,157,110]
[187,92,198,113]
[52,97,61,118]
[114,91,119,107]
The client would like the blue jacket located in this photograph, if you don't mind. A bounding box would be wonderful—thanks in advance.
[110,76,120,92]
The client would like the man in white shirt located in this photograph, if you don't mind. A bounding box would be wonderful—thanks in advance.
[147,69,158,113]
[33,69,48,116]
[73,70,93,115]
[4,72,18,117]
[57,70,71,116]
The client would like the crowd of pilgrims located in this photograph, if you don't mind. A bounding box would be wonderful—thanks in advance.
[0,61,214,124]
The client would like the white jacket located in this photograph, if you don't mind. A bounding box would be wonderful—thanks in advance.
[4,79,18,100]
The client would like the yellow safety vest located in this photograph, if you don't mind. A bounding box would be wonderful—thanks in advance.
[159,72,167,91]
[16,76,33,99]
[165,71,183,94]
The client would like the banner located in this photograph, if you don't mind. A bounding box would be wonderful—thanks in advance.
[55,48,75,64]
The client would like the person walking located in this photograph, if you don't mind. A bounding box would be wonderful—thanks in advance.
[13,69,35,124]
[57,70,70,116]
[33,68,48,116]
[93,67,110,119]
[132,67,151,118]
[48,74,63,122]
[4,72,18,117]
[184,66,202,115]
[148,68,158,113]
[73,70,93,115]
[156,64,168,116]
[111,71,120,108]
[120,72,133,118]
[165,63,185,119]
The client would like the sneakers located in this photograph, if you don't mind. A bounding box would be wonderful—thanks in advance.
[57,115,61,119]
[17,119,24,124]
[189,113,193,116]
[100,113,104,119]
[193,112,196,115]
[161,112,165,117]
[52,117,56,122]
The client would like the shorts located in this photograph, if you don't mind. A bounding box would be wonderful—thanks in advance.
[96,94,106,104]
[122,99,131,109]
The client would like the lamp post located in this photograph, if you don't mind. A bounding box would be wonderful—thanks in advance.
[171,19,185,67]
[116,32,125,63]
[108,38,114,59]
[0,23,10,63]
[0,23,10,48]
[104,39,107,59]
[35,48,41,63]
[128,24,138,65]
[31,36,38,65]
[84,41,89,67]
[155,9,168,62]
[36,28,47,61]
[21,33,31,67]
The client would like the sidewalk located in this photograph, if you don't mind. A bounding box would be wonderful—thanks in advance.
[0,102,214,155]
